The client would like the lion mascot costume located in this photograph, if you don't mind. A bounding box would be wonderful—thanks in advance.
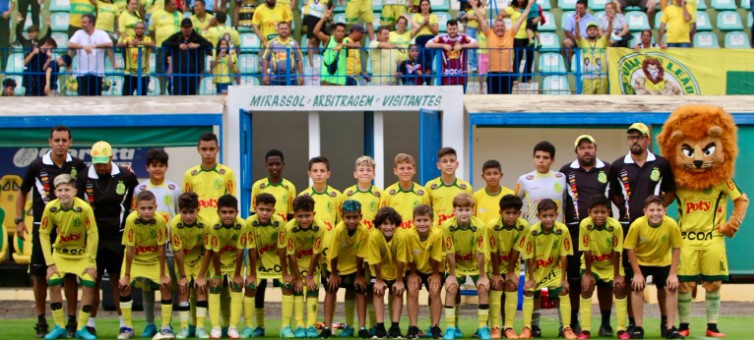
[658,105,749,337]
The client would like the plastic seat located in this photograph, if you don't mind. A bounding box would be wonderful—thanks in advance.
[430,0,450,11]
[594,11,605,21]
[238,53,259,74]
[724,31,749,47]
[436,12,451,32]
[538,32,560,49]
[200,76,216,95]
[743,0,750,9]
[105,55,125,72]
[588,0,609,11]
[693,31,719,47]
[626,11,650,31]
[748,12,753,27]
[694,11,713,31]
[50,12,70,32]
[717,11,743,31]
[558,0,577,11]
[695,0,707,10]
[6,53,24,72]
[240,32,260,51]
[538,0,552,10]
[542,75,570,94]
[371,0,383,12]
[147,76,160,95]
[50,0,70,12]
[561,11,575,30]
[333,13,346,23]
[540,11,557,31]
[51,32,69,48]
[101,76,124,95]
[711,0,736,10]
[537,52,566,73]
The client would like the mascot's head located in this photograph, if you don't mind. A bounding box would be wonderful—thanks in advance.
[658,105,738,191]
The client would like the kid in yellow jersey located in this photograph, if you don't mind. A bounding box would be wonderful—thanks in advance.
[170,192,213,339]
[341,155,381,335]
[315,200,369,338]
[299,156,343,270]
[250,149,296,222]
[624,196,683,339]
[486,195,528,340]
[118,191,173,340]
[441,193,490,340]
[520,199,575,339]
[473,160,514,224]
[183,133,237,223]
[367,207,409,339]
[207,195,248,339]
[380,153,430,229]
[244,193,287,338]
[425,147,472,226]
[577,196,628,340]
[283,195,326,338]
[39,175,98,340]
[405,205,444,339]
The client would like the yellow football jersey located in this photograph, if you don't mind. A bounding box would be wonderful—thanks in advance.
[39,197,98,265]
[521,222,574,282]
[342,185,382,230]
[579,216,623,272]
[675,180,743,249]
[379,182,430,229]
[183,163,237,222]
[284,218,325,276]
[247,213,286,278]
[169,214,210,267]
[366,228,408,281]
[207,216,247,268]
[441,215,487,276]
[405,228,444,274]
[251,3,292,39]
[250,177,296,221]
[425,177,472,226]
[327,222,369,274]
[473,186,515,224]
[486,217,529,273]
[122,211,168,265]
[624,216,682,267]
[298,186,343,230]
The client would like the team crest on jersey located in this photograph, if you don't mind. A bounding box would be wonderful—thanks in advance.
[375,191,381,198]
[554,182,563,193]
[191,170,198,176]
[72,217,81,227]
[347,190,354,196]
[531,230,539,236]
[312,225,320,232]
[389,189,396,195]
[607,225,614,232]
[116,181,126,195]
[70,169,78,178]
[430,183,438,190]
[598,172,608,184]
[417,189,425,195]
[168,183,176,190]
[525,175,534,180]
[587,224,594,231]
[460,184,467,189]
[213,223,222,230]
[49,206,58,212]
[330,191,337,197]
[555,229,563,235]
[555,173,563,178]
[650,168,660,181]
[252,220,260,226]
[219,168,226,175]
[260,183,266,189]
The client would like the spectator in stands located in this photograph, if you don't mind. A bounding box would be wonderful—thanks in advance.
[369,25,401,85]
[634,29,657,49]
[18,0,41,35]
[151,0,182,94]
[477,0,533,94]
[2,77,16,96]
[659,0,692,48]
[425,19,478,90]
[613,0,656,28]
[344,24,368,85]
[500,0,535,84]
[118,0,143,38]
[314,8,348,85]
[211,37,238,94]
[44,50,73,96]
[17,19,52,54]
[23,35,53,96]
[389,14,412,63]
[117,21,154,95]
[524,0,541,49]
[599,2,630,47]
[563,0,593,69]
[162,18,213,95]
[462,0,484,73]
[302,0,329,67]
[409,0,438,85]
[252,0,293,49]
[263,21,305,85]
[191,0,215,34]
[575,19,611,94]
[396,44,424,85]
[97,0,122,42]
[68,14,114,96]
[381,0,408,31]
[204,12,241,47]
[69,0,97,38]
[0,0,13,72]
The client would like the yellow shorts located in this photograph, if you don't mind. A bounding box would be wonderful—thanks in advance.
[346,0,375,24]
[528,267,565,295]
[583,78,608,95]
[678,242,729,282]
[50,253,96,285]
[121,258,169,287]
[246,262,283,280]
[381,4,407,24]
[582,263,625,282]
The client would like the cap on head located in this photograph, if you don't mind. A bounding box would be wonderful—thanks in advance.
[181,18,193,28]
[91,141,112,164]
[627,122,650,136]
[586,21,599,29]
[574,134,596,147]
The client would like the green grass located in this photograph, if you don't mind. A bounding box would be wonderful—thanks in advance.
[0,316,749,339]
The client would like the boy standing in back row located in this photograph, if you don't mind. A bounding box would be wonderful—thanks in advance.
[425,147,472,226]
[381,153,430,229]
[473,160,514,224]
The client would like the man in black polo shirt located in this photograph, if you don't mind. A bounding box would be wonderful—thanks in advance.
[16,126,87,338]
[76,141,139,335]
[559,135,612,336]
[609,123,675,335]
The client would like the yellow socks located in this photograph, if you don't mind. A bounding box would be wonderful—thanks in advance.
[616,297,628,331]
[559,294,572,327]
[161,299,173,329]
[179,302,190,329]
[229,291,243,329]
[489,290,502,328]
[306,297,319,328]
[580,296,592,332]
[77,306,91,329]
[121,299,134,328]
[504,291,518,329]
[209,293,221,329]
[478,304,490,329]
[523,295,534,329]
[243,296,255,328]
[196,301,208,330]
[445,306,456,329]
[294,295,305,328]
[256,307,265,328]
[282,295,294,328]
[345,298,355,327]
[51,303,66,328]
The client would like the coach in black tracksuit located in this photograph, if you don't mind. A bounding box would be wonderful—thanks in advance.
[76,141,138,335]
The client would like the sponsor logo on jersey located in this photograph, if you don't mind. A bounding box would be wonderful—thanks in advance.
[135,245,159,255]
[59,232,82,243]
[685,200,711,214]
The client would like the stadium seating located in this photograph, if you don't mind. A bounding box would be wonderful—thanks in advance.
[538,0,552,10]
[538,52,566,73]
[749,12,753,27]
[711,0,737,10]
[588,0,609,11]
[102,76,124,95]
[626,11,651,31]
[696,0,708,10]
[717,11,743,31]
[694,11,713,31]
[744,0,751,9]
[693,31,720,47]
[724,31,749,47]
[372,0,383,12]
[6,53,24,72]
[238,53,259,74]
[51,12,70,32]
[431,0,451,11]
[539,32,560,49]
[333,13,346,23]
[540,11,557,31]
[593,11,605,21]
[147,76,160,95]
[51,32,69,48]
[300,35,309,52]
[561,11,574,30]
[50,0,70,12]
[105,54,125,72]
[542,75,570,94]
[558,0,577,11]
[240,33,261,50]
[436,12,451,32]
[200,77,216,95]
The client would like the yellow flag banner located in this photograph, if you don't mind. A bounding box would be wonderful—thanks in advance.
[607,47,754,95]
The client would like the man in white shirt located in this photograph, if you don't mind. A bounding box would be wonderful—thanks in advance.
[68,14,114,96]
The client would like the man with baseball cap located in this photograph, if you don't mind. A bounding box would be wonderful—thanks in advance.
[76,141,139,335]
[608,123,676,337]
[559,134,613,336]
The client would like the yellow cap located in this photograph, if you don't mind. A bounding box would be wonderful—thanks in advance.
[91,141,112,164]
[627,123,650,136]
[574,134,596,147]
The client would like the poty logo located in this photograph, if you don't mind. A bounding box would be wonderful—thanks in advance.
[199,198,219,209]
[685,200,711,214]
[296,249,314,258]
[591,253,613,262]
[437,214,453,225]
[258,244,276,255]
[135,245,159,255]
[535,257,554,269]
[399,220,414,229]
[219,245,236,254]
[617,52,699,95]
[59,232,82,243]
[454,253,473,262]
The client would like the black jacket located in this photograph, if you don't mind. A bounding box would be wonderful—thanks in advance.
[162,31,213,75]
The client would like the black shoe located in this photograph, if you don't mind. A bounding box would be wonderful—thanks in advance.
[661,325,667,338]
[373,324,387,339]
[34,322,49,338]
[388,325,403,339]
[599,324,613,337]
[664,327,684,339]
[531,325,542,338]
[430,326,442,339]
[66,321,78,338]
[406,326,421,339]
[571,321,582,334]
[86,326,97,336]
[359,328,371,339]
[630,326,644,339]
[320,328,333,338]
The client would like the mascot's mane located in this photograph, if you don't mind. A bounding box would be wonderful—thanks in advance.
[658,105,738,190]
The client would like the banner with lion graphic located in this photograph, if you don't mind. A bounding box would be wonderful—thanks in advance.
[607,48,754,95]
